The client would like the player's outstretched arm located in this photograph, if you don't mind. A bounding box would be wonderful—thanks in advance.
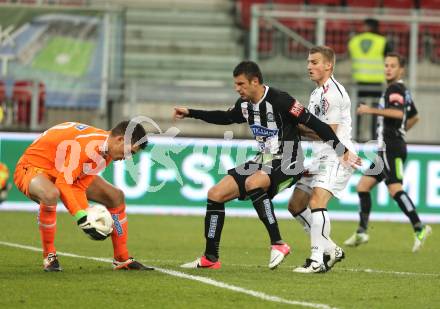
[174,102,246,125]
[357,103,403,119]
[298,123,338,141]
[298,124,319,140]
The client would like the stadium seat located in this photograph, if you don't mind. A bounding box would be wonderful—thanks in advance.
[282,19,316,57]
[420,24,440,62]
[237,0,266,29]
[238,0,304,29]
[381,22,410,57]
[382,0,414,9]
[0,80,5,123]
[420,0,440,9]
[0,81,5,104]
[12,81,45,126]
[258,21,276,57]
[56,0,86,5]
[273,0,303,4]
[308,0,342,6]
[345,0,381,8]
[325,20,355,56]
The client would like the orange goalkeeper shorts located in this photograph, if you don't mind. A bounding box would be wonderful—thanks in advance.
[14,157,54,198]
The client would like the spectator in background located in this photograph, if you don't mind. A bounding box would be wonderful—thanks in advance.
[348,18,392,140]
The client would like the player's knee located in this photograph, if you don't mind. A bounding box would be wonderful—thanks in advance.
[357,177,375,193]
[308,196,322,210]
[41,187,60,205]
[207,186,226,202]
[116,188,125,204]
[102,188,125,208]
[287,201,296,215]
[244,174,269,192]
[388,186,401,198]
[288,194,305,214]
[356,183,369,193]
[110,188,125,207]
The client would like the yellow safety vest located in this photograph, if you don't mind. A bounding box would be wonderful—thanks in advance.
[348,32,386,83]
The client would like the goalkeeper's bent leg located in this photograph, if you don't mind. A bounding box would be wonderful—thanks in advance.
[38,203,57,258]
[108,204,129,262]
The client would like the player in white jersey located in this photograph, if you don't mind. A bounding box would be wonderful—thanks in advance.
[289,46,357,273]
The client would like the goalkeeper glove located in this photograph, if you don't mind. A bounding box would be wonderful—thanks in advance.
[76,212,108,241]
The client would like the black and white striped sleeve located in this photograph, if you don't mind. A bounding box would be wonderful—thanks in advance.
[188,100,246,125]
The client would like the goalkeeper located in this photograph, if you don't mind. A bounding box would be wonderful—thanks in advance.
[13,121,153,271]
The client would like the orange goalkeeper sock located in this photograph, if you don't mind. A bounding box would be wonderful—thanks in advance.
[108,204,129,262]
[38,204,57,258]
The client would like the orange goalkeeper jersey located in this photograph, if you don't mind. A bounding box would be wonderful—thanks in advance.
[19,122,112,215]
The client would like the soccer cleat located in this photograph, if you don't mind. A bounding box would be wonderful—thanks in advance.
[412,225,432,253]
[323,246,345,271]
[293,258,326,273]
[180,256,221,269]
[269,243,291,270]
[43,253,62,272]
[113,257,154,270]
[344,232,369,247]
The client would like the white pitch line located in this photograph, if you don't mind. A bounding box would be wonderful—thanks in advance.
[153,267,337,309]
[0,241,336,309]
[338,268,440,277]
[135,258,440,277]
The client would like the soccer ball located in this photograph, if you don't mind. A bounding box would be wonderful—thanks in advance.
[86,205,114,237]
[0,162,9,189]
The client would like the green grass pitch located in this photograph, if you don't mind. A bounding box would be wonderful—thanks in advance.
[32,36,95,77]
[0,211,438,308]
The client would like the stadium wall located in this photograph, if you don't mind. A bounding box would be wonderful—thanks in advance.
[1,132,440,223]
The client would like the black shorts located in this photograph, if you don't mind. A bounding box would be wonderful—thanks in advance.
[228,156,303,200]
[365,146,407,185]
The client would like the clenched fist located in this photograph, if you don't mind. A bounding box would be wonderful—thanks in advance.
[173,107,189,120]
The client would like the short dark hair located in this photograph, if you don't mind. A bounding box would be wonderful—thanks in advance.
[364,18,379,33]
[385,52,406,68]
[233,61,263,84]
[110,120,148,150]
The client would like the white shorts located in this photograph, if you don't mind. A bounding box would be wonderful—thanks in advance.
[296,156,353,199]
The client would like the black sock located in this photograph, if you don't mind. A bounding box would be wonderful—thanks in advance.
[393,191,423,232]
[357,192,372,233]
[204,199,225,262]
[247,188,282,245]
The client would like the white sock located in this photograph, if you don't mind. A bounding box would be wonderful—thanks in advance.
[293,207,337,253]
[324,237,337,254]
[294,207,312,234]
[310,209,331,264]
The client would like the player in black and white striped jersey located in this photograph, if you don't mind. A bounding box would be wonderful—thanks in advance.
[174,61,360,270]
